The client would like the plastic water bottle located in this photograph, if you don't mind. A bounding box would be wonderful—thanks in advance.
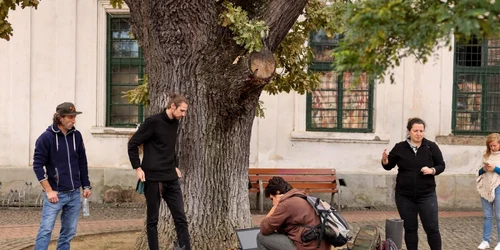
[82,198,90,217]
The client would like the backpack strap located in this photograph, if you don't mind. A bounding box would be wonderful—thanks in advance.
[292,194,324,248]
[385,238,399,250]
[315,198,326,248]
[291,193,307,199]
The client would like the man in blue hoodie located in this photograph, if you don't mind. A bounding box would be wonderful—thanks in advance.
[32,102,92,250]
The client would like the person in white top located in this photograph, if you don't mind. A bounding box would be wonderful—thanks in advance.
[477,133,500,250]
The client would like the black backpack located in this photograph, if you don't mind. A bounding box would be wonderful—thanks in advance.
[294,194,352,247]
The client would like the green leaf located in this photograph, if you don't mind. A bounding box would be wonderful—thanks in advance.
[0,0,39,40]
[110,0,124,9]
[218,1,268,54]
[122,74,150,106]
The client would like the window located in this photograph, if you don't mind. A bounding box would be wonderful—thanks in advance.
[306,30,374,132]
[453,36,500,134]
[106,14,146,127]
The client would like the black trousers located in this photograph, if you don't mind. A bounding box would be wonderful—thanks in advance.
[395,191,441,250]
[144,180,191,250]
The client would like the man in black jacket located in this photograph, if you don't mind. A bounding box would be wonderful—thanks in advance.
[128,93,190,250]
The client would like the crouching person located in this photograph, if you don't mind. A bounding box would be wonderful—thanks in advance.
[257,177,331,250]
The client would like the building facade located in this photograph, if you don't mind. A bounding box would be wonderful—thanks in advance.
[0,0,493,208]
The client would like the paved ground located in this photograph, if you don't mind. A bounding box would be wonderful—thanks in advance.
[0,204,146,250]
[0,204,491,250]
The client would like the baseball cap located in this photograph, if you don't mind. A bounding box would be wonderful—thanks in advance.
[56,102,82,115]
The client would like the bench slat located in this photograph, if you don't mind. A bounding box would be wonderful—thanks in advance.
[248,187,338,193]
[248,176,335,182]
[249,168,336,175]
[248,168,340,213]
[249,183,336,189]
[302,189,339,193]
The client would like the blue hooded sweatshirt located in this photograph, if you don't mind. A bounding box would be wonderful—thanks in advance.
[33,124,90,192]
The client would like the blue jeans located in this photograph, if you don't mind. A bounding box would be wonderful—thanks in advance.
[34,189,81,250]
[481,186,500,242]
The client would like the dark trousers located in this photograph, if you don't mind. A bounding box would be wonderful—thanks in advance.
[144,180,191,250]
[257,232,296,250]
[395,191,441,250]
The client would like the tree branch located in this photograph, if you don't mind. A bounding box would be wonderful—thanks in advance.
[122,0,144,43]
[261,0,308,51]
[248,49,275,80]
[235,0,269,19]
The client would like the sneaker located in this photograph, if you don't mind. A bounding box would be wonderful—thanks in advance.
[478,241,490,249]
[494,243,500,250]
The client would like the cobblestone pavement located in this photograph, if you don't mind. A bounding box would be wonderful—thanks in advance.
[0,204,146,250]
[254,210,488,250]
[347,213,488,250]
[0,205,490,250]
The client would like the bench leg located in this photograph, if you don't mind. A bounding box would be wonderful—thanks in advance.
[330,193,335,210]
[338,190,341,212]
[331,190,341,212]
[258,179,264,214]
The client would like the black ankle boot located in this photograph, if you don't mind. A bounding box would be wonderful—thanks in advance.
[173,241,185,250]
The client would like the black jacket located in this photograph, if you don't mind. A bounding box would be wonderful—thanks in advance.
[128,109,179,182]
[382,138,445,196]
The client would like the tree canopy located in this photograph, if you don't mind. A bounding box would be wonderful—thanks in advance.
[0,0,39,41]
[3,0,499,95]
[3,0,500,85]
[336,0,500,82]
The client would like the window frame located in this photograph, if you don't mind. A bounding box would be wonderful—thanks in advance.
[306,32,374,132]
[452,37,500,135]
[105,14,146,128]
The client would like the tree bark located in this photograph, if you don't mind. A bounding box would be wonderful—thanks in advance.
[122,0,307,249]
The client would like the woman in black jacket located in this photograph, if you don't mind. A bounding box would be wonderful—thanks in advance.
[381,117,445,250]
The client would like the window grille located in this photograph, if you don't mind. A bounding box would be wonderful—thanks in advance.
[453,36,500,134]
[106,15,147,127]
[307,30,374,132]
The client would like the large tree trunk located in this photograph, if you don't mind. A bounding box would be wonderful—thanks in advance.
[122,1,307,249]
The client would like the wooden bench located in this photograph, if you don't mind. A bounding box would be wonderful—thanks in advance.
[248,168,340,214]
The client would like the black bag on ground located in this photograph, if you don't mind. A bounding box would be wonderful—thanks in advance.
[293,194,351,247]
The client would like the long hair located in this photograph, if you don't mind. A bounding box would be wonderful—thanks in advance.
[484,133,500,158]
[52,113,62,125]
[264,177,293,198]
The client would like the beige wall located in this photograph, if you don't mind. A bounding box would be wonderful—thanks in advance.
[251,44,482,176]
[0,0,133,170]
[0,0,484,207]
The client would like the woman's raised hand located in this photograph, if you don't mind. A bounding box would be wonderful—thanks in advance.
[382,149,389,165]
